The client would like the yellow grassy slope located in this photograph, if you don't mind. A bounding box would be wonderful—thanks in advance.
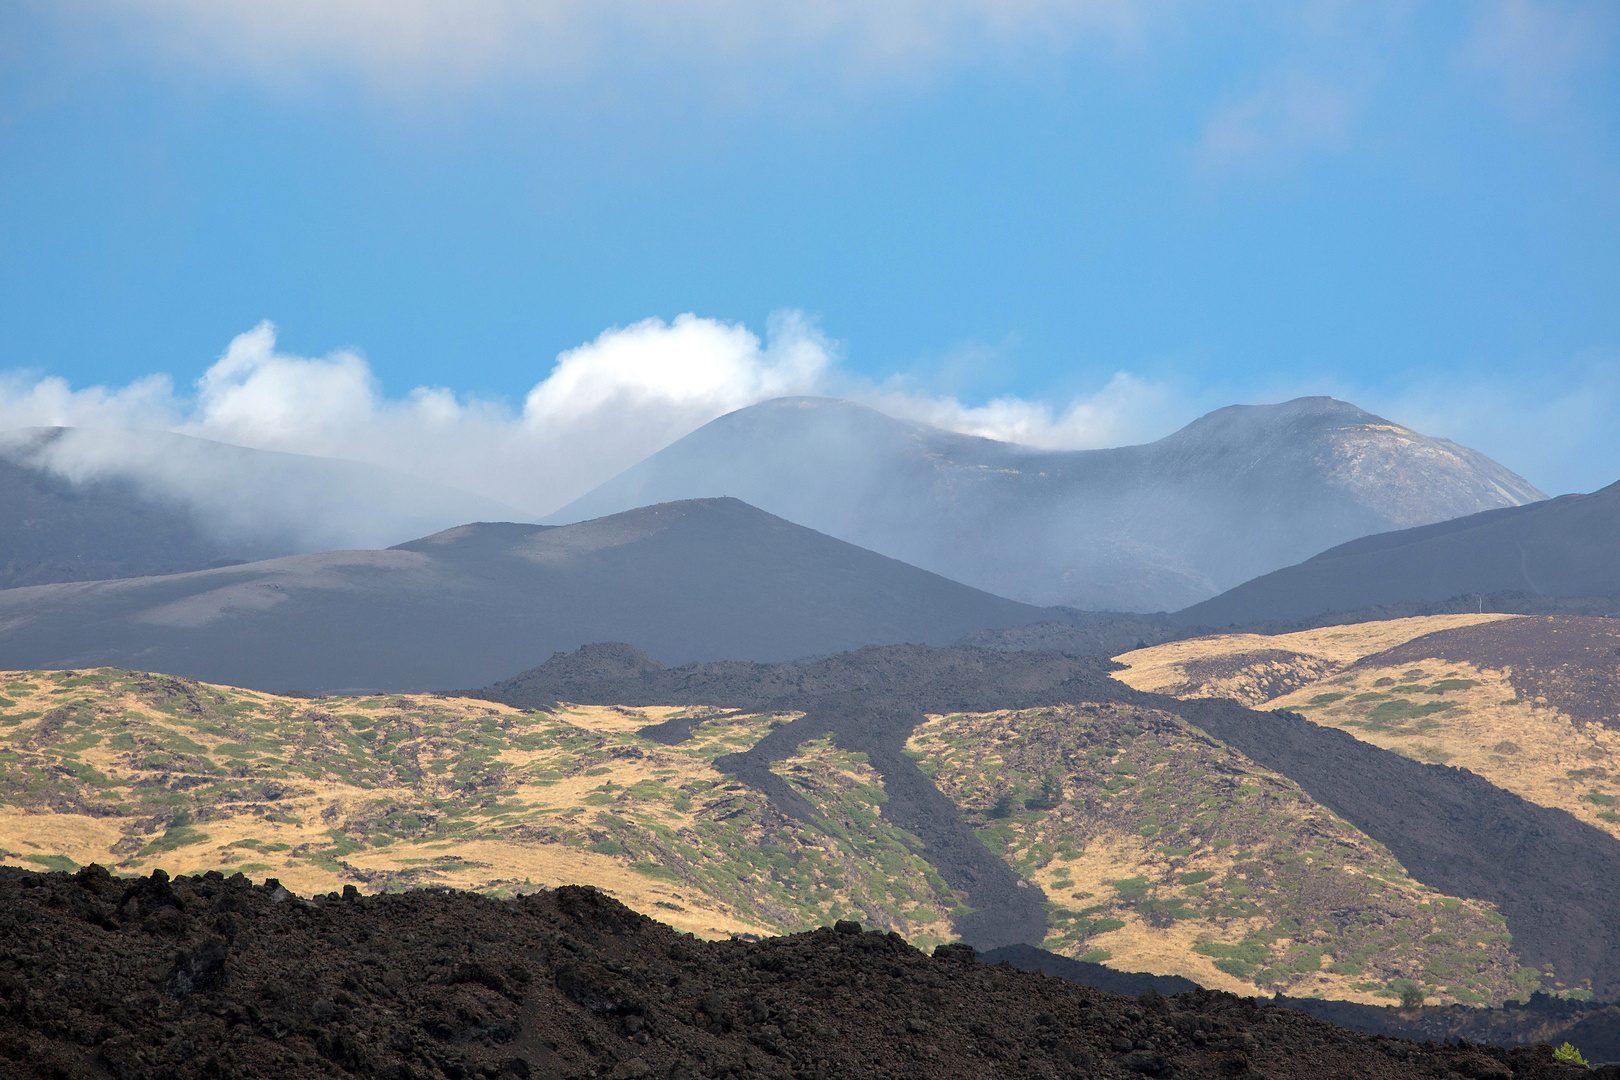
[1109,615,1620,843]
[1111,614,1517,706]
[0,669,956,946]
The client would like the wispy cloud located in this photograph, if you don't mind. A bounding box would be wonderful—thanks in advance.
[1196,67,1364,172]
[1458,0,1619,123]
[65,0,1149,97]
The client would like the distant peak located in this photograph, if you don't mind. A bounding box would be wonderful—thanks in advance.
[1160,397,1397,445]
[1206,397,1378,422]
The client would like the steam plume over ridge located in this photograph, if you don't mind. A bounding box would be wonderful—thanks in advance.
[0,426,523,584]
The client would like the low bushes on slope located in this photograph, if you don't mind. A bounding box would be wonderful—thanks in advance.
[908,703,1538,1005]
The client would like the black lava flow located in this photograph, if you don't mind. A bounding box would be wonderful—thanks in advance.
[2,867,1608,1080]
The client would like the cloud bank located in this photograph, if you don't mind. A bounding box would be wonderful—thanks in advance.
[0,314,1193,524]
[4,315,1615,556]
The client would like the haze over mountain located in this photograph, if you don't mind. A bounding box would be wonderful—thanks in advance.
[1180,478,1620,627]
[554,395,1545,611]
[0,498,1043,691]
[0,427,522,587]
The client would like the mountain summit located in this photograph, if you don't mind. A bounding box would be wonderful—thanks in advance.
[553,396,1544,611]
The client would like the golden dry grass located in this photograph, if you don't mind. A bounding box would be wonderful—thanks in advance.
[0,670,955,944]
[1112,614,1518,705]
[1108,614,1620,843]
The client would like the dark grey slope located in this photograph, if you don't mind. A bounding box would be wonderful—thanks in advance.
[0,427,521,587]
[1178,479,1620,626]
[0,498,1044,692]
[473,641,1620,993]
[0,442,242,588]
[552,395,1543,612]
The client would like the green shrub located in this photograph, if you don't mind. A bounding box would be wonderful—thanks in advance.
[1111,876,1150,902]
[1553,1042,1589,1067]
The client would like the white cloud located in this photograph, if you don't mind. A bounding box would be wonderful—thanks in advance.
[70,0,1149,95]
[6,315,1615,545]
[0,314,1190,523]
[865,370,1181,450]
[176,314,837,513]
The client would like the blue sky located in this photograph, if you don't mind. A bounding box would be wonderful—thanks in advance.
[2,1,1618,506]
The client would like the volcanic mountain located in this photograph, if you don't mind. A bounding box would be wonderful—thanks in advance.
[0,426,520,587]
[1178,479,1620,626]
[552,395,1543,611]
[0,498,1043,691]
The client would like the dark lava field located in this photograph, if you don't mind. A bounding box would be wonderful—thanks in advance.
[3,865,1611,1080]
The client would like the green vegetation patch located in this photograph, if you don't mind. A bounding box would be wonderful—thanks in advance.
[909,702,1534,1004]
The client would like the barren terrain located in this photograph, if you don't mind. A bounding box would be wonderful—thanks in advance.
[5,869,1602,1080]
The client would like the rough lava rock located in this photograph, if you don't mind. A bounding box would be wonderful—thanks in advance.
[0,866,1609,1080]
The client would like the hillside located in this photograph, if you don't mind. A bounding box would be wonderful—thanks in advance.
[473,642,1620,1001]
[1119,616,1620,848]
[553,395,1544,611]
[0,667,1540,1006]
[0,426,520,587]
[0,499,1043,691]
[1177,481,1620,626]
[10,634,1620,1005]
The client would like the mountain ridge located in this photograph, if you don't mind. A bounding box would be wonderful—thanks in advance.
[553,395,1544,611]
[0,497,1045,691]
[1179,478,1620,626]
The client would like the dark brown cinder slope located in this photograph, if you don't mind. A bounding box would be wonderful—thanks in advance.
[1178,479,1620,627]
[0,499,1043,693]
[0,868,1600,1080]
